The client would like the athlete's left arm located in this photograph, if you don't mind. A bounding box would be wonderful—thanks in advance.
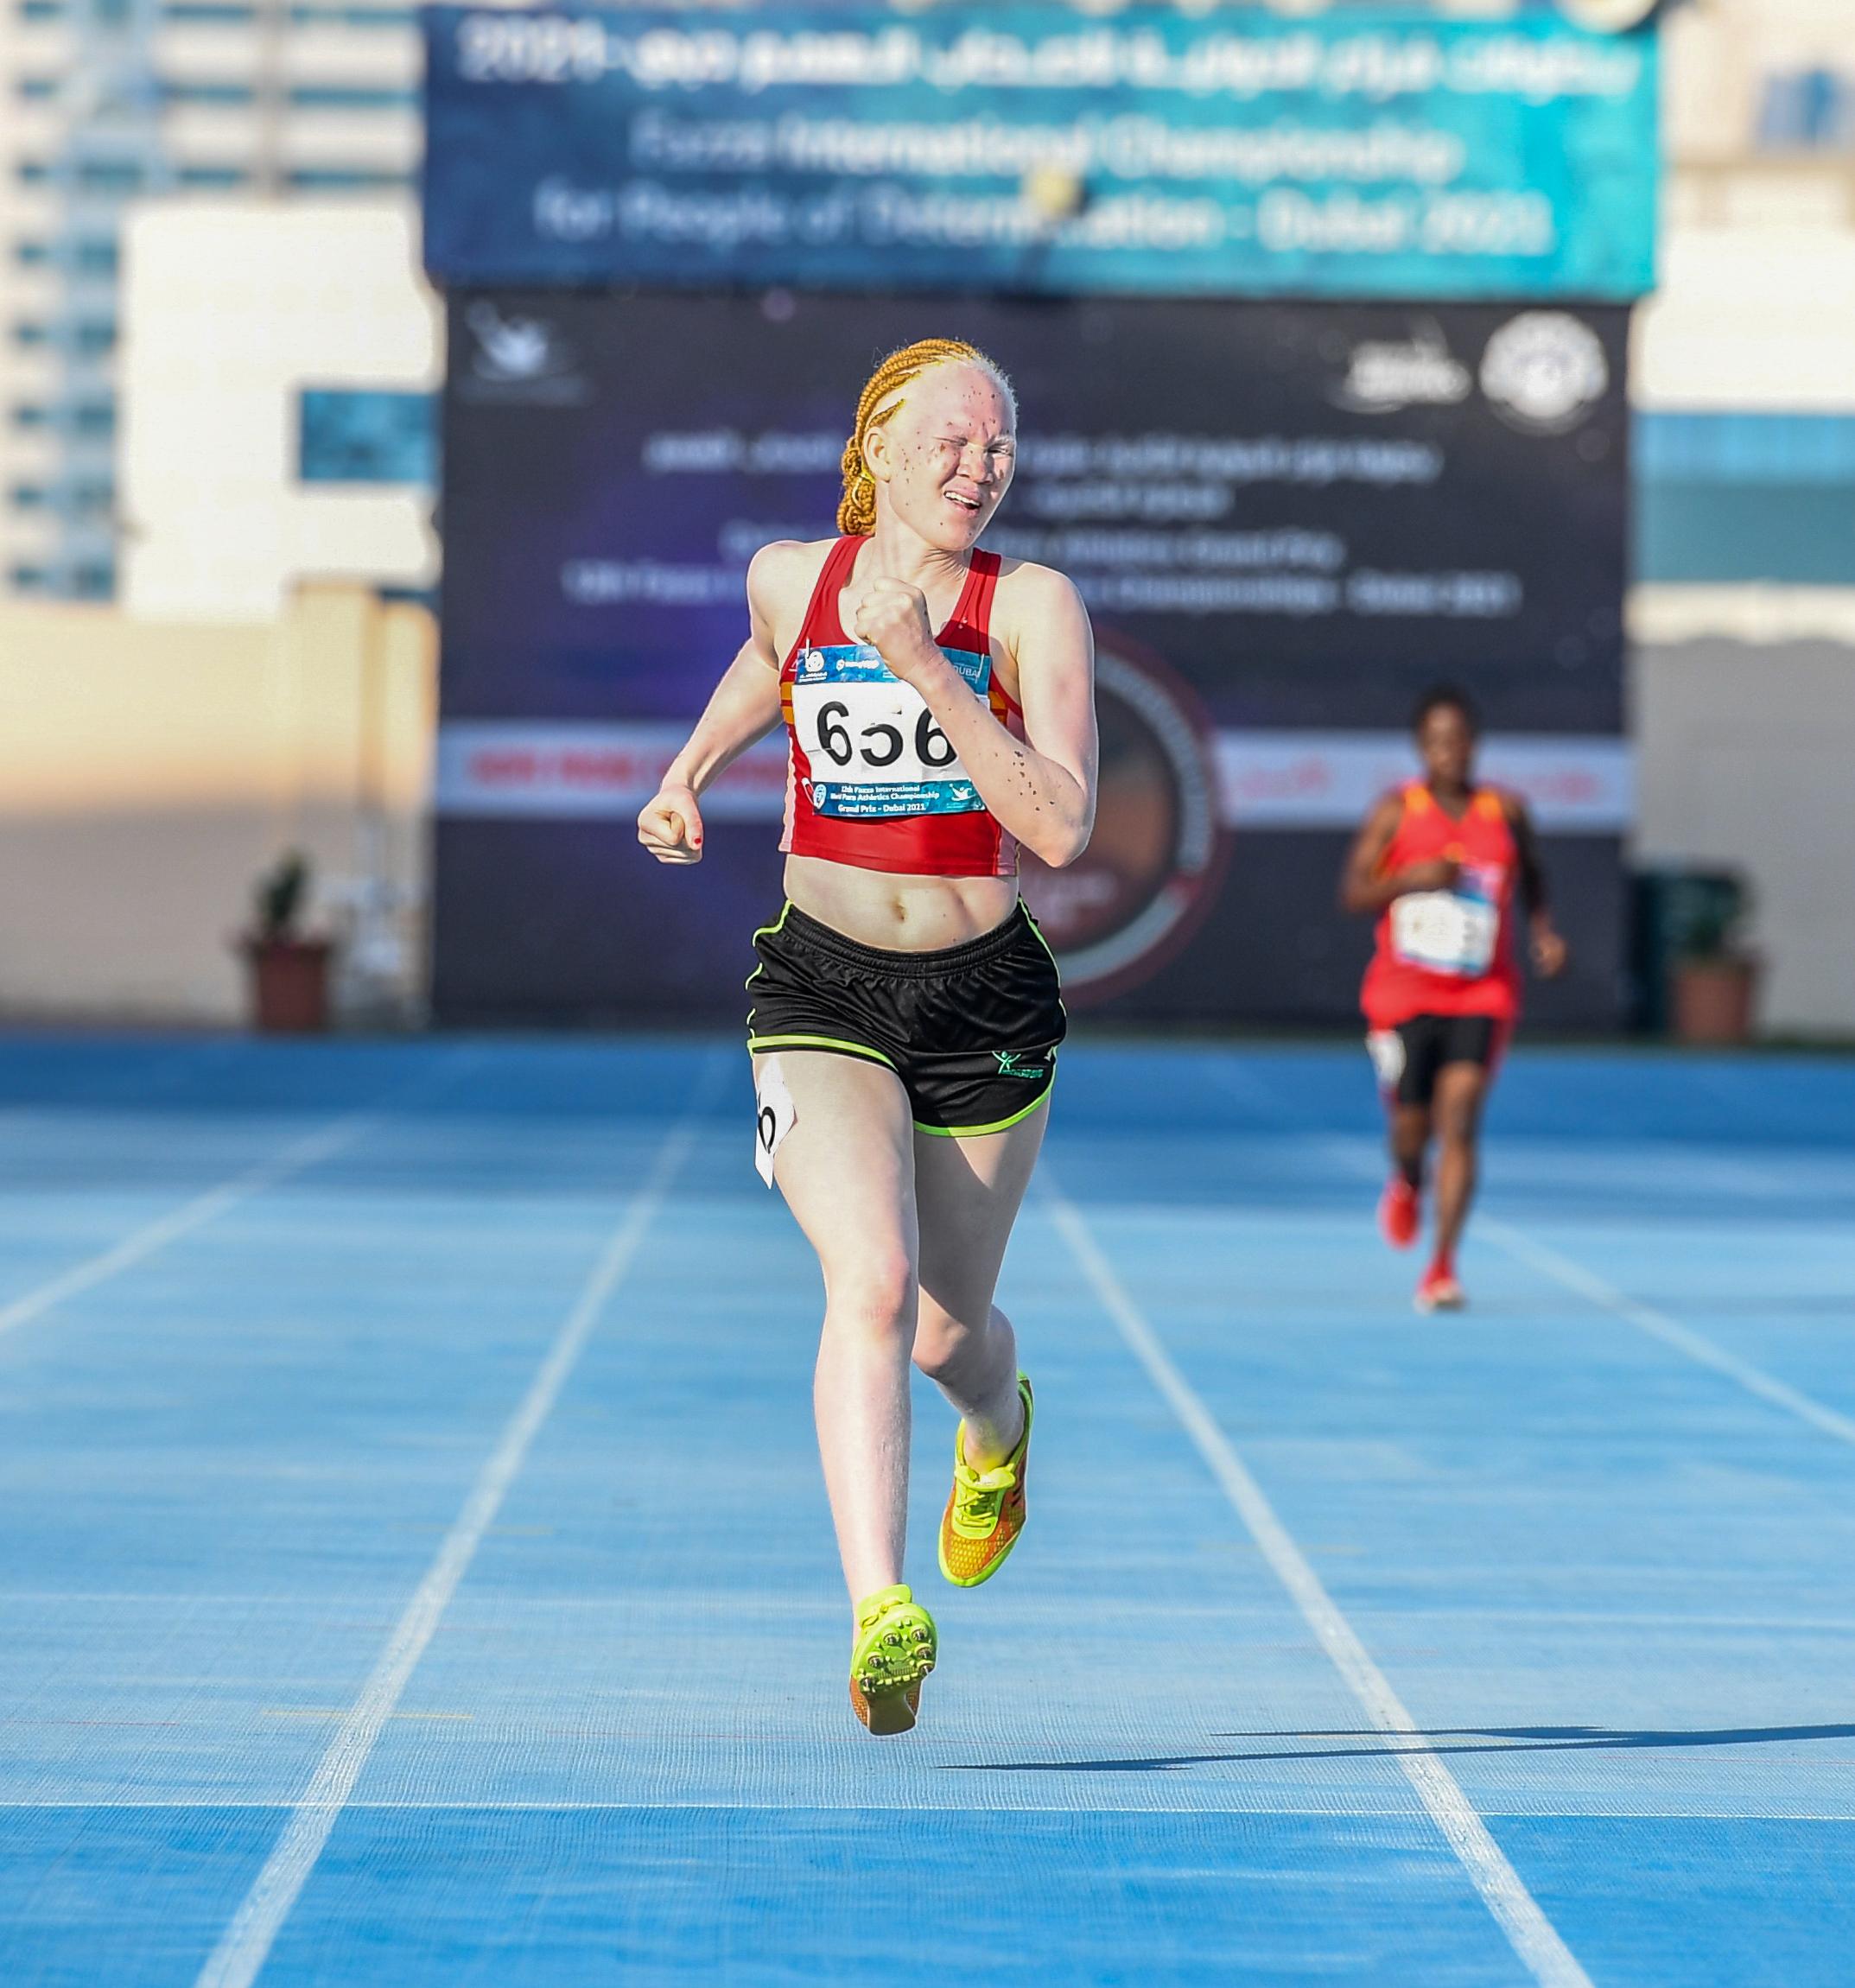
[1505,793,1569,978]
[854,564,1097,867]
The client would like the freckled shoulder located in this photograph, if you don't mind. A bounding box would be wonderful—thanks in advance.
[746,537,841,657]
[991,556,1088,625]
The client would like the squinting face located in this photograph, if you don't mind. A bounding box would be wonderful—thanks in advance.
[866,364,1015,550]
[1417,704,1476,787]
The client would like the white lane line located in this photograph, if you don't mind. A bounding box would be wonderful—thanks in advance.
[192,1086,712,1988]
[1479,1219,1855,1448]
[0,1115,366,1342]
[1321,1127,1855,1444]
[0,1052,485,1345]
[1043,1181,1595,1988]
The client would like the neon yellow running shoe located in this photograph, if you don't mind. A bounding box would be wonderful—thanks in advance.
[848,1585,937,1737]
[938,1373,1033,1589]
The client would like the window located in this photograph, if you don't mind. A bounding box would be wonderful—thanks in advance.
[73,319,116,355]
[288,85,417,109]
[298,388,435,483]
[289,6,416,26]
[18,77,59,101]
[18,2,64,20]
[9,485,48,509]
[164,81,255,106]
[10,240,116,275]
[12,322,48,346]
[163,2,257,17]
[76,160,144,193]
[1757,69,1855,151]
[286,166,411,189]
[8,402,114,435]
[177,165,248,187]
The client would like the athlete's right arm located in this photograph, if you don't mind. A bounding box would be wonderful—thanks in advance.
[636,542,819,866]
[1339,794,1458,914]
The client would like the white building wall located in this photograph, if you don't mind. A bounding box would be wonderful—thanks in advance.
[118,202,441,620]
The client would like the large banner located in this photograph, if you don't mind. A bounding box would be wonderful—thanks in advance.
[433,291,1629,1027]
[423,4,1657,300]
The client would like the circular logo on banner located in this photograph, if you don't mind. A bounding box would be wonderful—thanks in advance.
[1019,643,1229,1007]
[1479,313,1610,435]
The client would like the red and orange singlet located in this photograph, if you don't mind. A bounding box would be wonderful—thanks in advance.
[1361,783,1522,1030]
[778,536,1023,880]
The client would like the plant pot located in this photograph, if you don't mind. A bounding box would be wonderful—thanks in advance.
[1671,956,1757,1045]
[243,937,333,1034]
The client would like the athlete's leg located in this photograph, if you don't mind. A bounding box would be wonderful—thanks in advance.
[1388,1101,1430,1189]
[1430,1059,1490,1265]
[912,1102,1046,1470]
[759,1050,918,1606]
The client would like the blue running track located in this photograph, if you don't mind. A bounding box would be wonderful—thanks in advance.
[3,1033,1854,1986]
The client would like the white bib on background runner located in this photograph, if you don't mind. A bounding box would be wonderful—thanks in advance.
[1390,885,1498,978]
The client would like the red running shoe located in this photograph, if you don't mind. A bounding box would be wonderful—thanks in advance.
[1414,1262,1466,1313]
[1378,1177,1420,1249]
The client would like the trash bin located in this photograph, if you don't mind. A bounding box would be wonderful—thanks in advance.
[1629,869,1748,1035]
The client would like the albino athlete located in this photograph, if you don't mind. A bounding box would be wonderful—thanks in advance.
[638,339,1097,1733]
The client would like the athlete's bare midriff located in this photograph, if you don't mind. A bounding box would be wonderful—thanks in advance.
[782,853,1020,953]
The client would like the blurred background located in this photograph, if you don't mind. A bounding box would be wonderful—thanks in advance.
[0,0,1848,1041]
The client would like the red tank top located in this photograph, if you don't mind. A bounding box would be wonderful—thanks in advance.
[1361,783,1522,1028]
[778,536,1024,879]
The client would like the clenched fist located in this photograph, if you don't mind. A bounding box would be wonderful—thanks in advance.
[638,782,704,863]
[851,575,940,684]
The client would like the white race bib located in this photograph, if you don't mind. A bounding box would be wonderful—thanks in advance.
[1390,888,1498,977]
[791,643,989,820]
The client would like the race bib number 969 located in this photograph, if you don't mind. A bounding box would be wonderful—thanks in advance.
[791,643,990,819]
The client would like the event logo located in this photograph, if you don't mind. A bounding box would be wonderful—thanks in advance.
[1331,321,1471,413]
[1018,643,1228,1007]
[1478,312,1609,434]
[459,302,590,405]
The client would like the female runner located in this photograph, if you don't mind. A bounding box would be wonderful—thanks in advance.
[637,339,1096,1735]
[1342,687,1566,1312]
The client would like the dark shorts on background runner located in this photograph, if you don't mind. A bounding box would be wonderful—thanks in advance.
[1367,1013,1502,1108]
[747,900,1065,1136]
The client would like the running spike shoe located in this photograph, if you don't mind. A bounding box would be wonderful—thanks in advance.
[848,1585,937,1737]
[1414,1262,1466,1312]
[1378,1176,1420,1249]
[938,1373,1033,1588]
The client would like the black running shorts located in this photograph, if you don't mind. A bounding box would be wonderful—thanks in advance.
[746,900,1065,1136]
[1367,1013,1504,1108]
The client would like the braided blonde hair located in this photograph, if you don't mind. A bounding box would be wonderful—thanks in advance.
[836,338,1015,537]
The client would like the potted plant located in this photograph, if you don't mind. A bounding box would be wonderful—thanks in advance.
[239,853,334,1034]
[1669,873,1758,1045]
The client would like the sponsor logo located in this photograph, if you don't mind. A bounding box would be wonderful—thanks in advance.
[1332,322,1471,414]
[1479,312,1609,435]
[993,1051,1048,1081]
[458,302,591,407]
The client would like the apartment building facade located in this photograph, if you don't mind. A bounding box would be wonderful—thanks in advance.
[2,0,420,598]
